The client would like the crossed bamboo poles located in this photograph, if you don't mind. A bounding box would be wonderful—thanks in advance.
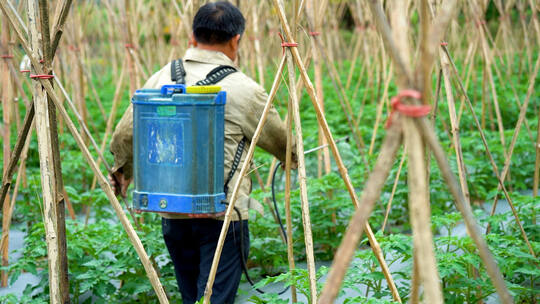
[0,1,168,302]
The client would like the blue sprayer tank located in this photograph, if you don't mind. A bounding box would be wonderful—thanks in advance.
[131,84,227,215]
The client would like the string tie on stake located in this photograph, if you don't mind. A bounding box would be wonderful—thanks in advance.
[125,43,136,49]
[1,54,14,59]
[30,74,54,80]
[309,31,320,37]
[278,33,298,55]
[385,89,430,128]
[440,42,448,46]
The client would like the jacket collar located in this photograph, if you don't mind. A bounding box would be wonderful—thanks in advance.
[183,47,237,67]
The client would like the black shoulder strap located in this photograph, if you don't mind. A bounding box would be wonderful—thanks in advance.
[171,59,237,86]
[196,65,237,86]
[224,137,247,196]
[171,59,186,84]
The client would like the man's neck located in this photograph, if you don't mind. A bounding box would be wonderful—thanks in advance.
[196,44,235,62]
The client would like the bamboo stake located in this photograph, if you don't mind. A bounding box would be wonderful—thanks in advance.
[368,64,393,155]
[284,59,298,303]
[381,145,406,233]
[38,0,70,299]
[203,55,287,303]
[534,110,539,228]
[285,44,318,302]
[0,2,169,301]
[439,47,470,204]
[404,117,443,303]
[1,15,13,288]
[252,4,265,87]
[27,0,62,301]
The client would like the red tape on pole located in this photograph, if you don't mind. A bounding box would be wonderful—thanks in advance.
[385,90,431,128]
[30,74,54,79]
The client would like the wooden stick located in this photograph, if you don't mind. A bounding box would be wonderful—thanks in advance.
[203,55,286,303]
[405,117,443,303]
[439,47,470,204]
[285,44,318,302]
[284,59,298,303]
[381,145,406,233]
[0,2,169,301]
[38,0,70,299]
[1,13,13,288]
[27,0,62,301]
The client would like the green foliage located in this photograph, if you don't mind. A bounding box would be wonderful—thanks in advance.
[1,217,182,303]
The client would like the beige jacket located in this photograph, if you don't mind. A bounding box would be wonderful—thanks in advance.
[110,48,292,220]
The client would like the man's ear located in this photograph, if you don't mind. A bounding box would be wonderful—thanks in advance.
[189,33,197,47]
[230,34,241,49]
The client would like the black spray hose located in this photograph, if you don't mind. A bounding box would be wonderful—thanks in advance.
[222,202,289,295]
[230,136,350,295]
[271,161,288,244]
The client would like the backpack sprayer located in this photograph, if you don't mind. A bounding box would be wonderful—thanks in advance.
[132,83,228,216]
[132,58,238,216]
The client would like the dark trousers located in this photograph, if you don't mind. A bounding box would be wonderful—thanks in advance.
[162,218,249,304]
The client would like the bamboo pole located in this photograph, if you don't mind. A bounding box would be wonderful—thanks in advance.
[404,117,443,304]
[284,60,298,303]
[285,43,318,302]
[203,55,287,303]
[38,0,70,299]
[380,146,406,233]
[0,2,169,301]
[439,47,470,204]
[27,0,62,301]
[1,14,13,288]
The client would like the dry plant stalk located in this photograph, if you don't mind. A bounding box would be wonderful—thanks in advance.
[203,55,287,303]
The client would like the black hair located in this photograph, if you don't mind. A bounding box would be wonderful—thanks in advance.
[193,1,245,45]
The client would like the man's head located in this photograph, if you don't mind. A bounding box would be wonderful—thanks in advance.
[192,1,245,61]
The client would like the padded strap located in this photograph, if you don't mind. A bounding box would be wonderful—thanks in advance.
[224,137,247,196]
[170,59,186,84]
[196,65,237,86]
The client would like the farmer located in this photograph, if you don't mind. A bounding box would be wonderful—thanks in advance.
[109,2,294,303]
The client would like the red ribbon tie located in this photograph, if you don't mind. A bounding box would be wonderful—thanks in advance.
[30,74,55,79]
[385,90,430,128]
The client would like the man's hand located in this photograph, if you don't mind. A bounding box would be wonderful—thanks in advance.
[281,159,298,170]
[109,171,132,198]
